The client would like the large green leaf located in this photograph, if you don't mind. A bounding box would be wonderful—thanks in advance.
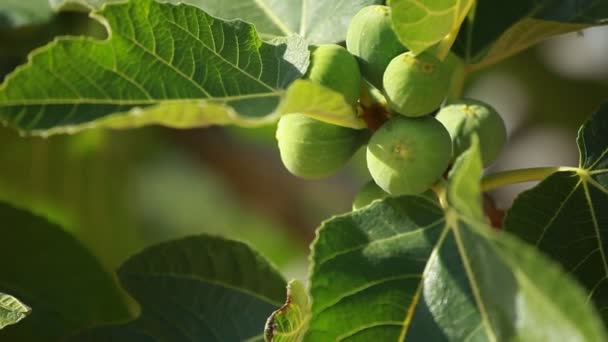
[52,0,382,43]
[0,201,131,341]
[304,137,606,341]
[74,234,287,341]
[504,105,608,322]
[0,0,309,135]
[455,0,608,67]
[390,0,475,55]
[0,293,30,330]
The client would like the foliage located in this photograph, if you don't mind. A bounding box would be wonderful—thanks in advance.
[0,0,607,341]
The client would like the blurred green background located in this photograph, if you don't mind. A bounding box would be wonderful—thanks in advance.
[1,7,607,280]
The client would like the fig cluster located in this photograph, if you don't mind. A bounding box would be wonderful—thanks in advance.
[276,5,508,208]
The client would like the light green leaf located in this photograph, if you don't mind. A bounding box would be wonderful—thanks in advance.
[447,134,484,220]
[265,280,310,342]
[0,0,309,136]
[305,139,606,341]
[0,201,131,341]
[0,0,53,29]
[276,80,366,130]
[0,293,30,330]
[73,234,287,341]
[390,0,474,55]
[505,105,608,322]
[51,0,382,44]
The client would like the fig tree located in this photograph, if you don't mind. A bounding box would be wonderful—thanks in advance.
[276,114,366,179]
[383,51,450,117]
[346,5,407,90]
[352,180,389,210]
[366,116,452,195]
[436,99,507,166]
[306,44,362,107]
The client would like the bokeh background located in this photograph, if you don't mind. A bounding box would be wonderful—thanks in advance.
[1,6,607,281]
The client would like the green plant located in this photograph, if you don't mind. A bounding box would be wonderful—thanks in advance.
[0,0,608,341]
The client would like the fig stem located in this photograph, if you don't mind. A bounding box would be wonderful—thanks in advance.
[481,166,578,191]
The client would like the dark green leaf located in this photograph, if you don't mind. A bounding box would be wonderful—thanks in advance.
[0,293,30,330]
[74,234,287,342]
[505,105,608,322]
[305,135,606,341]
[0,201,131,341]
[0,0,309,135]
[456,0,608,67]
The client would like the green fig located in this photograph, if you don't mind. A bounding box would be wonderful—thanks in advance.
[383,51,450,117]
[366,116,452,195]
[436,99,507,166]
[352,180,390,210]
[346,5,407,90]
[277,114,365,179]
[306,44,362,107]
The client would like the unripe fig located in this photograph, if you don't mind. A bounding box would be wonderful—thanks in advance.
[383,51,450,117]
[277,114,365,179]
[346,5,407,90]
[352,180,389,210]
[436,99,507,166]
[306,44,362,107]
[366,116,452,195]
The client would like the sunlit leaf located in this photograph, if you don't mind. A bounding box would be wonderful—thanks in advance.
[390,0,475,55]
[304,135,606,341]
[505,105,608,322]
[0,0,309,135]
[52,0,382,44]
[0,293,30,330]
[265,280,310,342]
[276,80,366,130]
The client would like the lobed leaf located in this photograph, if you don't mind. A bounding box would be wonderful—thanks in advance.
[305,134,606,341]
[505,105,608,322]
[74,234,287,341]
[51,0,382,44]
[0,293,30,330]
[0,0,309,135]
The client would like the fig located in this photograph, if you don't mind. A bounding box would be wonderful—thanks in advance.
[366,116,452,195]
[276,114,366,179]
[306,44,362,107]
[436,99,507,166]
[352,180,389,210]
[383,51,450,117]
[346,5,407,90]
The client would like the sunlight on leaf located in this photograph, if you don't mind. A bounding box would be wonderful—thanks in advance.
[0,0,309,135]
[304,134,606,341]
[0,293,30,330]
[390,0,474,55]
[505,105,608,323]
